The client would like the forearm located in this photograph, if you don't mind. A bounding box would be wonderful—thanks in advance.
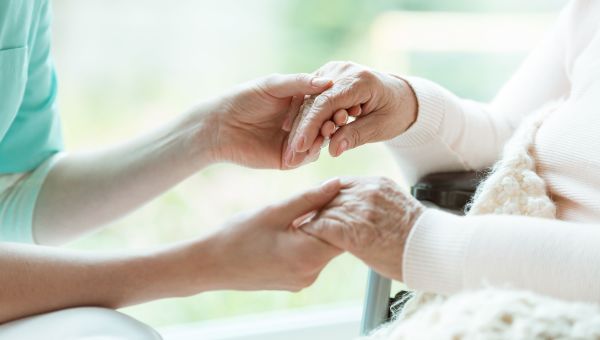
[386,7,571,185]
[0,239,214,324]
[33,100,221,245]
[385,77,513,184]
[404,209,600,302]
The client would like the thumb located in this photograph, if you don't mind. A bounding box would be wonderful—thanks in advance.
[261,73,332,98]
[272,178,341,223]
[328,115,380,157]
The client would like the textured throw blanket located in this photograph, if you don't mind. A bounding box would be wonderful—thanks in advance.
[363,103,600,339]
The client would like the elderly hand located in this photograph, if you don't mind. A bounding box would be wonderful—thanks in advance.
[183,179,343,292]
[298,177,425,281]
[201,73,332,169]
[288,62,418,158]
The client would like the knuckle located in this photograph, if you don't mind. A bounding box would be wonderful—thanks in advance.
[329,60,346,69]
[374,176,394,188]
[365,190,377,206]
[348,126,362,147]
[267,72,282,82]
[355,68,374,81]
[313,93,333,112]
[295,73,309,84]
[363,208,379,222]
[341,61,356,69]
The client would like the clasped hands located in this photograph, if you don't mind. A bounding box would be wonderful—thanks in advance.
[184,62,425,294]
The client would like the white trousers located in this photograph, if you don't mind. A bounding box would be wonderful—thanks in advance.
[0,307,162,340]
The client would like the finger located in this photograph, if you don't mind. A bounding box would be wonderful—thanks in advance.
[292,211,317,228]
[320,121,336,138]
[292,81,370,153]
[329,115,379,157]
[287,135,323,168]
[289,95,314,146]
[285,96,317,167]
[273,178,341,223]
[281,137,295,169]
[304,135,324,164]
[348,105,362,117]
[301,218,346,250]
[282,96,304,132]
[333,109,349,126]
[261,73,332,99]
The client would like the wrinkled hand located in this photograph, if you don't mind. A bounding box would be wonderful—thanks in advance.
[298,177,425,281]
[288,62,418,158]
[207,73,332,169]
[201,179,343,292]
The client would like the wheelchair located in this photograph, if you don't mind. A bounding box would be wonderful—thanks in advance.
[359,171,484,335]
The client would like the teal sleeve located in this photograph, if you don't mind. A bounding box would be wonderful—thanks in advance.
[0,0,63,242]
[0,153,63,243]
[0,0,63,173]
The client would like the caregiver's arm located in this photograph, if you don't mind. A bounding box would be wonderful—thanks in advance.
[0,179,342,324]
[33,74,332,245]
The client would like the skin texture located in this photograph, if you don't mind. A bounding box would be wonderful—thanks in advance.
[3,73,341,324]
[288,61,419,158]
[0,179,342,324]
[34,73,332,245]
[299,177,425,281]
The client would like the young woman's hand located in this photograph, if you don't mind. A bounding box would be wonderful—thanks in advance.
[199,73,332,169]
[173,179,343,293]
[288,62,418,158]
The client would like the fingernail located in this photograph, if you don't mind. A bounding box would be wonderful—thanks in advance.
[336,139,349,157]
[284,149,293,166]
[294,135,307,152]
[321,178,340,193]
[311,77,331,88]
[282,116,291,131]
[293,211,317,228]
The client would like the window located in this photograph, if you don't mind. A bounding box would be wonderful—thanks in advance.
[56,0,565,329]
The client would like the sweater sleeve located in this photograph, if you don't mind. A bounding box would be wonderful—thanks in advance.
[385,1,573,185]
[403,209,600,302]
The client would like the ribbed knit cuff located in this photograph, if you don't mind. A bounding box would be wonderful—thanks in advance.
[386,76,447,147]
[403,209,476,295]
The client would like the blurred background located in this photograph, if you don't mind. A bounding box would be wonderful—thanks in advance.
[52,0,565,329]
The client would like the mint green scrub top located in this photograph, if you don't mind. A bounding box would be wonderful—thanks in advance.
[0,0,64,243]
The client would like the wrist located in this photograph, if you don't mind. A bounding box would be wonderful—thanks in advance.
[182,98,227,168]
[89,250,185,308]
[156,234,227,297]
[389,74,418,132]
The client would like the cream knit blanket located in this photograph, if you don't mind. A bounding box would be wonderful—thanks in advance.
[364,103,600,339]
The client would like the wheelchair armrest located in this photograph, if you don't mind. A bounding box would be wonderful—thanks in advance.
[410,171,485,212]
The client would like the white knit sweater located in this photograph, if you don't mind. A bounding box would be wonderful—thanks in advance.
[388,0,600,302]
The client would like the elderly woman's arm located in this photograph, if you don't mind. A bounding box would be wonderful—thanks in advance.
[403,209,600,301]
[302,177,600,303]
[288,2,574,184]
